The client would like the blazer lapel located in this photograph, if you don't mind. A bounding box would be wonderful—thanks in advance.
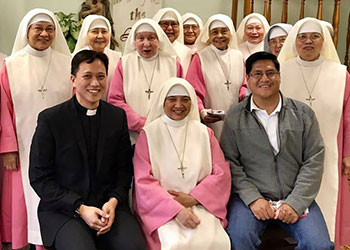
[67,98,89,169]
[96,101,106,172]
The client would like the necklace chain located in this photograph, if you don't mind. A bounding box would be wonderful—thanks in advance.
[298,61,323,107]
[213,50,232,91]
[165,122,188,178]
[140,56,158,100]
[31,50,52,99]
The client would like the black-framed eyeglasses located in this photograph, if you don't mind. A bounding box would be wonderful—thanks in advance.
[249,70,280,80]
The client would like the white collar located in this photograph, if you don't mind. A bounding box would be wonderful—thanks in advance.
[246,41,263,49]
[161,114,188,127]
[297,54,324,67]
[210,43,229,55]
[136,51,159,61]
[250,94,282,115]
[86,109,97,116]
[24,44,51,57]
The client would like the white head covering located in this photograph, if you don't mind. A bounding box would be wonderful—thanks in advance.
[263,23,293,53]
[123,18,177,57]
[12,8,70,56]
[181,13,203,31]
[167,84,189,97]
[28,13,54,27]
[153,8,184,43]
[146,77,199,125]
[320,20,334,36]
[278,17,339,64]
[236,13,270,45]
[195,14,239,51]
[135,23,155,33]
[74,15,111,54]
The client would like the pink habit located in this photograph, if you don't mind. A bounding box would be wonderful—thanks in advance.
[0,63,28,249]
[108,59,183,133]
[335,72,350,248]
[133,128,231,250]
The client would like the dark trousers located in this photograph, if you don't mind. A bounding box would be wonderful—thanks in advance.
[54,206,146,250]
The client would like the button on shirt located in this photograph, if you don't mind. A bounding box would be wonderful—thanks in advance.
[250,95,282,155]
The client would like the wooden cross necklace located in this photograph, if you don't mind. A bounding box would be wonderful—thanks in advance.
[165,122,189,178]
[140,56,158,100]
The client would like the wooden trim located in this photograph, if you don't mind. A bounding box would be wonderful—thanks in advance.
[244,0,251,16]
[231,0,239,28]
[251,0,255,13]
[332,0,341,48]
[281,0,288,23]
[300,0,305,19]
[317,0,323,20]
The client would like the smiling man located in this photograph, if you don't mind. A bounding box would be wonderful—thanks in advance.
[220,51,333,250]
[29,50,146,250]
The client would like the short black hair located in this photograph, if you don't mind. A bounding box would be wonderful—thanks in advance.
[245,51,280,75]
[71,50,109,76]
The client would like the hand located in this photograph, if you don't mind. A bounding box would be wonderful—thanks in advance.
[249,198,275,220]
[342,157,350,180]
[97,198,118,236]
[274,203,299,224]
[79,205,108,232]
[3,152,18,171]
[201,113,222,124]
[175,208,200,229]
[168,190,198,208]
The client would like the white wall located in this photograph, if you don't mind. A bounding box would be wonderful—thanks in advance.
[0,0,349,62]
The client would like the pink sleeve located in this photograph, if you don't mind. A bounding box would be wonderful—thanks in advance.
[342,71,350,156]
[189,128,231,227]
[0,63,18,154]
[176,59,184,78]
[239,61,248,101]
[186,54,206,111]
[107,59,146,133]
[133,130,184,235]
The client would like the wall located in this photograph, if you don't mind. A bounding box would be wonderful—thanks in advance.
[0,0,349,62]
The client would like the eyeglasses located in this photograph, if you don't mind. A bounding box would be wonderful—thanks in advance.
[268,36,287,47]
[159,21,179,29]
[249,70,280,80]
[183,24,199,31]
[30,25,55,34]
[296,33,323,42]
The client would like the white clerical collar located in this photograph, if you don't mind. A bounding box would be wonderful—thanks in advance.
[250,94,282,115]
[210,43,229,55]
[297,54,324,67]
[86,45,106,53]
[24,44,51,57]
[161,114,188,127]
[86,109,97,116]
[136,51,159,61]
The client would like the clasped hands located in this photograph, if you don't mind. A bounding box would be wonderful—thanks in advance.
[249,198,299,224]
[168,190,201,229]
[79,197,118,236]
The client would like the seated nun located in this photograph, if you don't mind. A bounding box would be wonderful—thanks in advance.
[133,77,231,250]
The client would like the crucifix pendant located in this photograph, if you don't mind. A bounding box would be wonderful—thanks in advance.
[38,86,47,99]
[177,162,187,179]
[224,80,231,91]
[306,94,315,107]
[145,88,154,100]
